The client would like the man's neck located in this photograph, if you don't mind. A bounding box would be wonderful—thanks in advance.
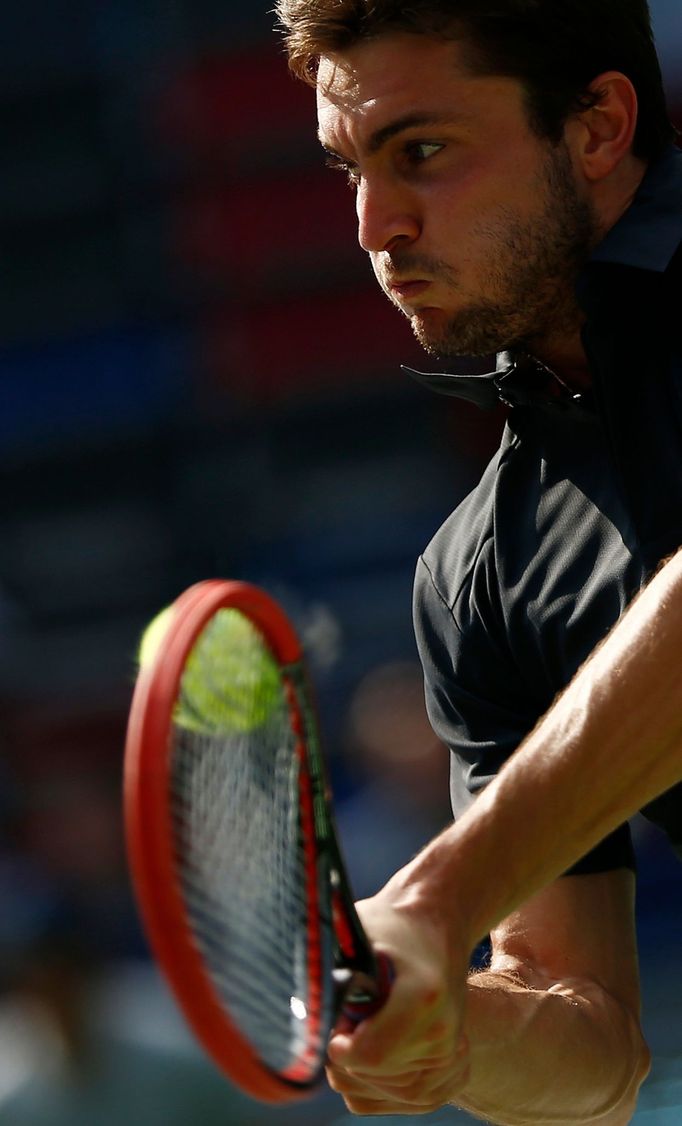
[530,156,648,392]
[527,322,592,391]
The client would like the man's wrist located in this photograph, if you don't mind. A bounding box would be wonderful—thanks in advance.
[382,824,489,965]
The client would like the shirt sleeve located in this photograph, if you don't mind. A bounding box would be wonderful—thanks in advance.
[413,549,635,876]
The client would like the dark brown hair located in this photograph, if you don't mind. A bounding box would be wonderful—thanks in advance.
[275,0,675,161]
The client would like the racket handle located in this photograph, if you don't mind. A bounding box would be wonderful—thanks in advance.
[339,952,395,1024]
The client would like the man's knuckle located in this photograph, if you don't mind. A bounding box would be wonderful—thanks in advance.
[325,1069,348,1094]
[425,1016,452,1042]
[345,1095,383,1116]
[358,1043,387,1069]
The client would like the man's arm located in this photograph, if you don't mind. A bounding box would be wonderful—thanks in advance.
[326,547,681,1115]
[421,545,682,949]
[461,871,649,1124]
[328,871,649,1124]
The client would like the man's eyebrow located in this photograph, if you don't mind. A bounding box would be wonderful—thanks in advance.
[318,111,459,160]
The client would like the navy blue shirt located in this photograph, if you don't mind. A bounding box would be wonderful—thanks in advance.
[412,147,682,872]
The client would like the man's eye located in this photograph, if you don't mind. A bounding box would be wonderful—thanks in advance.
[406,141,444,163]
[324,154,360,189]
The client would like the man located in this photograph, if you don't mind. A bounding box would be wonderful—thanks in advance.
[275,2,682,1122]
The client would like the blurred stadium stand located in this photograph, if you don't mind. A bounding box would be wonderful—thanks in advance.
[0,2,680,1122]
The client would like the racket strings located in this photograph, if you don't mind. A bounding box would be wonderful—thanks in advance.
[171,731,303,969]
[168,610,331,1079]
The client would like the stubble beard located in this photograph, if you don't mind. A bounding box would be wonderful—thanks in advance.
[385,142,598,361]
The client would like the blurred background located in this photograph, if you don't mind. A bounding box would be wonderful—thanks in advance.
[0,2,680,1122]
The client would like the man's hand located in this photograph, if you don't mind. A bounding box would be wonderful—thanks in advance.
[326,880,472,1115]
[326,872,648,1126]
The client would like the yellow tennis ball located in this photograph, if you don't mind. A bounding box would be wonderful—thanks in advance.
[179,609,284,733]
[137,605,284,733]
[137,605,175,670]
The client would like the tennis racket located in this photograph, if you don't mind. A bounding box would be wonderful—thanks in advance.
[124,579,393,1104]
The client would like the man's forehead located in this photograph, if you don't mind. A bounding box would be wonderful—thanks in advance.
[316,34,467,107]
[316,53,361,104]
[316,35,470,142]
[315,34,521,152]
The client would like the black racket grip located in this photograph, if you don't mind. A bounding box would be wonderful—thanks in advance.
[340,952,395,1024]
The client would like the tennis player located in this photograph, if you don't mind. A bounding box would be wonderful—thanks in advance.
[276,2,682,1122]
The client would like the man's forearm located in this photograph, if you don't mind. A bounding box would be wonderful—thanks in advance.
[328,553,677,1121]
[455,969,647,1125]
[398,548,682,952]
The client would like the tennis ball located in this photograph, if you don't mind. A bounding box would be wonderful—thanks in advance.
[179,609,284,734]
[137,606,284,733]
[137,605,175,670]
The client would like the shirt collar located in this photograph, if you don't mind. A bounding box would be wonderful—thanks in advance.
[403,350,591,412]
[587,144,682,274]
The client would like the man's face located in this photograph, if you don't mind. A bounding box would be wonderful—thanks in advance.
[316,33,598,359]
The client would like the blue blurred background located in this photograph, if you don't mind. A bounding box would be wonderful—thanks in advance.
[0,2,680,1122]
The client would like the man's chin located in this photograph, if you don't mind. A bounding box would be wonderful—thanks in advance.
[408,306,451,351]
[409,312,486,360]
[391,297,474,354]
[410,306,510,360]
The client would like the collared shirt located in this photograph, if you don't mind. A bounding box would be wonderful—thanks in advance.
[412,147,682,871]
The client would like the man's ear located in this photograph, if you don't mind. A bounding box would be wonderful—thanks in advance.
[566,71,639,182]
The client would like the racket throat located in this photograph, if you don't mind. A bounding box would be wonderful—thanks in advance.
[330,878,374,974]
[332,967,378,1005]
[329,875,385,1015]
[333,952,394,1022]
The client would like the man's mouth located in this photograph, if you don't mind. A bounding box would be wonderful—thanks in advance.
[387,279,431,301]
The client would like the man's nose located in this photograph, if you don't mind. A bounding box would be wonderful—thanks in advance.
[356,176,420,254]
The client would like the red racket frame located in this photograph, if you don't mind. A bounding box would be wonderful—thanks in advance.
[124,580,327,1103]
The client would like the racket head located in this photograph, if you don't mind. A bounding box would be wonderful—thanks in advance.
[124,580,339,1103]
